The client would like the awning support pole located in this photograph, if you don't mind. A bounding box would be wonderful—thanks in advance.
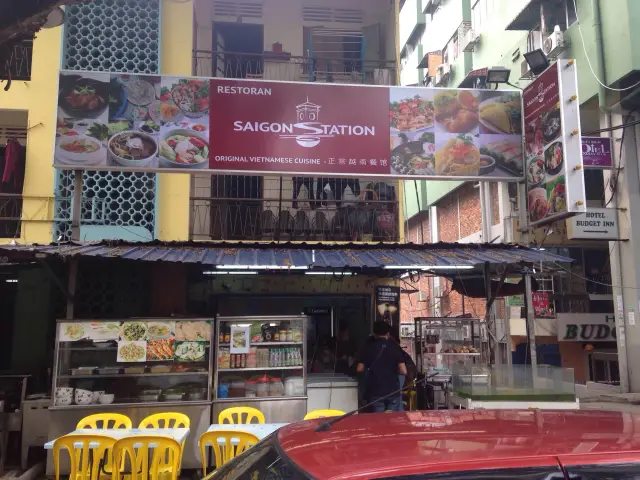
[483,262,495,365]
[38,258,74,304]
[524,270,539,386]
[66,259,78,320]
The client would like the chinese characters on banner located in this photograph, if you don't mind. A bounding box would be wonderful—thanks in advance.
[53,70,526,182]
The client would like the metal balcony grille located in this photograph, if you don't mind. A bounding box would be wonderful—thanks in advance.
[190,175,400,242]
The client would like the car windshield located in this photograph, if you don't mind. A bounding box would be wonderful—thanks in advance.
[205,436,309,480]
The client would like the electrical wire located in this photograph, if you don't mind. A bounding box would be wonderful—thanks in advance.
[572,0,640,92]
[603,111,635,208]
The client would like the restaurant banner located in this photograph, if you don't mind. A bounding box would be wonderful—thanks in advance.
[524,60,586,227]
[54,70,524,181]
[582,136,612,168]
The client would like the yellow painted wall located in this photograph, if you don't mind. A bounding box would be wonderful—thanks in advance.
[157,0,193,241]
[0,27,62,244]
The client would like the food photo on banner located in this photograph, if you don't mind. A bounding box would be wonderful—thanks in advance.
[54,70,525,182]
[524,60,586,227]
[388,87,522,178]
[55,71,210,170]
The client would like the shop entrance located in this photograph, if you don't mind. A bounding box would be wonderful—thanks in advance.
[589,351,620,384]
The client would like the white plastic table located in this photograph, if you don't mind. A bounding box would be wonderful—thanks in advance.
[206,423,288,440]
[43,428,190,449]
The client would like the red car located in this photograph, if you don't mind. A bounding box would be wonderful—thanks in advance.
[207,410,640,479]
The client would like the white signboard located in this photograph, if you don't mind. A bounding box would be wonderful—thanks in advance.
[566,208,620,240]
[557,313,616,342]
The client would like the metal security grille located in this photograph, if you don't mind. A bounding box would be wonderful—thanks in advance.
[56,0,160,241]
[54,170,157,241]
[63,0,160,73]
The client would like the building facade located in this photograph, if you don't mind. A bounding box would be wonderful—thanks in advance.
[398,0,640,391]
[0,0,402,376]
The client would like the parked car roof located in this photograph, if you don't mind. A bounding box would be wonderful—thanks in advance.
[277,410,640,479]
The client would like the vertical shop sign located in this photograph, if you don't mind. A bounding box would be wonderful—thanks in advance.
[532,292,555,319]
[524,60,586,227]
[375,286,401,329]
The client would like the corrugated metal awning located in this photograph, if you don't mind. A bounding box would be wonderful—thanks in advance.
[0,241,572,272]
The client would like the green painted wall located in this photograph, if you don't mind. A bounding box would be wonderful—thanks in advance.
[403,0,639,220]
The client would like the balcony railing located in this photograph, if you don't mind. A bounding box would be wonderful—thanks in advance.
[190,176,400,242]
[0,193,22,238]
[193,50,396,85]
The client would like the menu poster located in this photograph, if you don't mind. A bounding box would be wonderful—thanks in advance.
[524,60,586,227]
[59,323,89,342]
[533,292,555,319]
[375,286,401,330]
[230,326,250,354]
[117,341,147,362]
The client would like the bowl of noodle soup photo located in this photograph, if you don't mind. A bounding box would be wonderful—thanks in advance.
[108,131,158,168]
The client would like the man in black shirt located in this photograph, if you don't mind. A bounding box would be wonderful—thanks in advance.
[356,321,407,412]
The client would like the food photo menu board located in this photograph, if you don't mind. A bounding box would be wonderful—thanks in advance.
[524,61,586,227]
[59,320,211,363]
[54,70,525,182]
[389,88,523,179]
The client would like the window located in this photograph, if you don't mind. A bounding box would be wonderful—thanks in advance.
[472,0,497,32]
[565,462,640,479]
[584,169,605,204]
[209,436,309,480]
[385,466,564,480]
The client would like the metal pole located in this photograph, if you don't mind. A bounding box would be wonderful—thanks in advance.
[275,176,283,242]
[524,272,538,387]
[483,262,495,365]
[66,259,78,320]
[70,170,83,241]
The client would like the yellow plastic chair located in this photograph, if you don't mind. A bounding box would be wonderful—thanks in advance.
[53,433,116,480]
[138,412,190,429]
[76,413,132,430]
[304,409,345,420]
[218,406,265,425]
[113,435,182,480]
[199,430,259,474]
[139,413,190,473]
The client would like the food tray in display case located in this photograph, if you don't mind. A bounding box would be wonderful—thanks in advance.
[214,315,307,402]
[51,318,214,408]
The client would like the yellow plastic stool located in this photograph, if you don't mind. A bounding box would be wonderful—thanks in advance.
[76,413,132,430]
[199,430,259,474]
[304,409,345,420]
[53,433,116,480]
[113,435,182,480]
[218,406,265,425]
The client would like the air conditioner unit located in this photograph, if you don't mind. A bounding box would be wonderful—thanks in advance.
[520,58,532,79]
[418,290,428,302]
[462,29,479,53]
[542,26,564,58]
